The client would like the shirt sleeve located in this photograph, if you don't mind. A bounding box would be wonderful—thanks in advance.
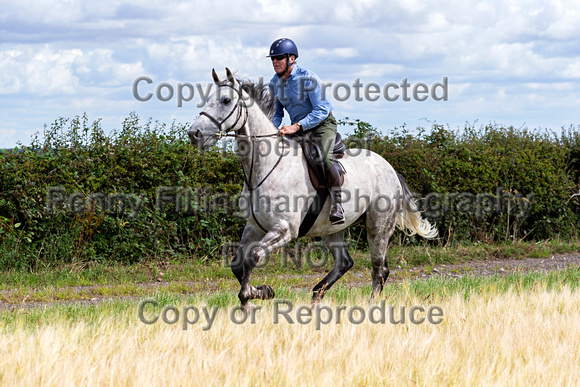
[272,97,284,127]
[299,74,331,130]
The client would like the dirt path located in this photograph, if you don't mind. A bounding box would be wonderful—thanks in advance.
[1,254,579,311]
[392,253,580,279]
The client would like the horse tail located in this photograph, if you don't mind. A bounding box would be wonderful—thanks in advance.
[395,173,438,239]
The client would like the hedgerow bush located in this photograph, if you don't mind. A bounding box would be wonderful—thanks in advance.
[0,113,245,269]
[341,118,580,245]
[1,113,579,270]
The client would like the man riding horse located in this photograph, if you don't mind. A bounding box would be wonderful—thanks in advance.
[268,38,345,225]
[189,66,437,307]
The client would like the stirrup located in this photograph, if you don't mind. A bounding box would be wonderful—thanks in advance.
[330,205,345,225]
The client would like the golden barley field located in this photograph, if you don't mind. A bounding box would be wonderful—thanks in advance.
[1,276,580,386]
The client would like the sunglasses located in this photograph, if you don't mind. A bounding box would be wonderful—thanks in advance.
[270,55,287,61]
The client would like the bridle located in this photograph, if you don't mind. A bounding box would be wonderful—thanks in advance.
[199,83,249,139]
[197,82,286,234]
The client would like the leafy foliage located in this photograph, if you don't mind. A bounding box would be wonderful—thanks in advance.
[343,120,580,244]
[0,113,245,269]
[1,114,579,270]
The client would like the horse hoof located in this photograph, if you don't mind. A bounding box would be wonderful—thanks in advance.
[256,285,275,300]
[311,289,325,304]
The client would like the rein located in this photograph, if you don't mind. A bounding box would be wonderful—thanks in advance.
[239,134,286,234]
[198,83,285,234]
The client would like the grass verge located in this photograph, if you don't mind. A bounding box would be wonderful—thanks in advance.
[1,268,579,385]
[2,239,579,289]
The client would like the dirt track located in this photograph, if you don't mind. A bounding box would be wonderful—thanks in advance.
[391,253,580,280]
[1,254,579,311]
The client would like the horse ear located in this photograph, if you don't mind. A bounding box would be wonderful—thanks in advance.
[226,67,236,84]
[212,68,220,84]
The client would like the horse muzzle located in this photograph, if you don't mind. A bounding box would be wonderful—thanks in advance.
[188,123,219,149]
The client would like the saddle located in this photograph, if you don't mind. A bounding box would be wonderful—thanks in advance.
[295,132,346,189]
[290,132,346,237]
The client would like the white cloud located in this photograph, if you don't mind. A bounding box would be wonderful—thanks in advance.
[0,45,145,95]
[0,46,81,95]
[1,0,580,147]
[312,48,358,58]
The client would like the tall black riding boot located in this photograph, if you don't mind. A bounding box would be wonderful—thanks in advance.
[326,163,345,224]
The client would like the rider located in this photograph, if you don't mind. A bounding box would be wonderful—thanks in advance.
[268,38,345,225]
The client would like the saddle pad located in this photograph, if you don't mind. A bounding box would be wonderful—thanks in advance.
[306,156,345,189]
[300,138,345,189]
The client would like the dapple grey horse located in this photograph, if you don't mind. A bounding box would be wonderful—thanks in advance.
[188,68,437,308]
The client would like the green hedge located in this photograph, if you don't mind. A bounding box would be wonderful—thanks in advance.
[341,118,580,244]
[1,113,579,269]
[0,113,246,269]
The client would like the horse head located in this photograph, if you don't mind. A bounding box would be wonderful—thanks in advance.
[188,68,247,149]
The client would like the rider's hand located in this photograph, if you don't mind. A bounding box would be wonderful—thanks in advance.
[278,123,301,136]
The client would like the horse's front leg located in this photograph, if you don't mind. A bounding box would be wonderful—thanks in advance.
[238,221,292,307]
[231,224,264,285]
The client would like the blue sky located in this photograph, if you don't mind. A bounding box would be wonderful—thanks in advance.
[1,0,579,148]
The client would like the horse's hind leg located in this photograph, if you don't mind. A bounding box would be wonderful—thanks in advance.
[311,230,353,304]
[366,206,398,300]
[367,230,392,300]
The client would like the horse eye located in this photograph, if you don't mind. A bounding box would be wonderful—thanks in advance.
[222,97,232,104]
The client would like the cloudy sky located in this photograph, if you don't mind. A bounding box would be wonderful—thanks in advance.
[1,0,579,148]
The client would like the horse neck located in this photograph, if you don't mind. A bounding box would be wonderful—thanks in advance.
[236,103,288,188]
[242,102,277,137]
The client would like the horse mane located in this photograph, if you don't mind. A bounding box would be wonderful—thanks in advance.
[237,78,276,120]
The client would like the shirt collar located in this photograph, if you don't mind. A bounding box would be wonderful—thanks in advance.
[288,63,298,77]
[277,63,299,80]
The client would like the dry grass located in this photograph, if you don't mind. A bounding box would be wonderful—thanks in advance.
[1,283,579,386]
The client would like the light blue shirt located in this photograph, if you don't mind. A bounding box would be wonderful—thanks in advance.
[269,64,333,130]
